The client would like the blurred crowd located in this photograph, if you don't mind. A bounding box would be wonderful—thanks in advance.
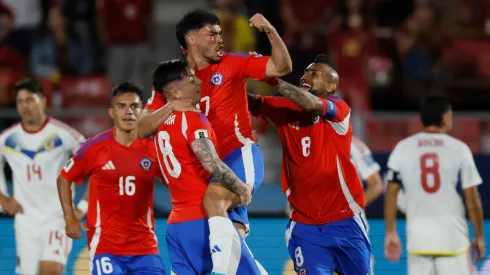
[1,0,490,115]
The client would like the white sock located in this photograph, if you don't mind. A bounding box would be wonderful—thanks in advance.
[208,216,241,274]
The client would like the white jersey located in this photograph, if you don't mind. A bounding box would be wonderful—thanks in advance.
[350,136,380,234]
[0,118,85,224]
[351,136,381,182]
[386,132,482,255]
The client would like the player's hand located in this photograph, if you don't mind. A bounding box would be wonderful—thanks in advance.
[0,197,23,215]
[249,13,275,33]
[65,216,86,240]
[74,208,86,220]
[238,185,253,206]
[384,231,402,262]
[471,237,485,263]
[248,51,262,58]
[169,99,200,113]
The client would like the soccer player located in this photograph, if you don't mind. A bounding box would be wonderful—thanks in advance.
[0,78,86,275]
[247,54,371,274]
[153,58,262,275]
[57,82,166,275]
[138,9,291,274]
[384,95,485,275]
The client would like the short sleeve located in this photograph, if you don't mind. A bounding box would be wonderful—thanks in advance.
[350,139,380,181]
[460,144,482,189]
[145,89,167,111]
[60,143,94,184]
[183,112,214,144]
[260,96,302,126]
[320,96,351,122]
[227,53,269,80]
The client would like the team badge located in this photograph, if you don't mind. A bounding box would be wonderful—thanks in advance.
[43,139,55,151]
[210,73,224,86]
[140,158,152,171]
[195,129,209,140]
[298,267,307,275]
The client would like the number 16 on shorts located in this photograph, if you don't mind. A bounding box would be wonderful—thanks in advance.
[91,255,115,275]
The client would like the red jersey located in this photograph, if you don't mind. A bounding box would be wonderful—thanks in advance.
[60,129,161,255]
[258,96,365,224]
[154,111,217,223]
[145,53,269,158]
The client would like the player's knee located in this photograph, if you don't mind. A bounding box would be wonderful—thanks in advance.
[39,261,64,275]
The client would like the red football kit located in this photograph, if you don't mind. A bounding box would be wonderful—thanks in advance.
[146,53,269,158]
[60,129,161,255]
[153,111,217,223]
[257,96,365,224]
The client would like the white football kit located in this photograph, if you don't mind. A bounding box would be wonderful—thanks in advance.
[386,132,481,275]
[0,118,85,274]
[350,136,381,231]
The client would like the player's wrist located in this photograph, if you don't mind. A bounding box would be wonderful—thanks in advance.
[76,199,88,215]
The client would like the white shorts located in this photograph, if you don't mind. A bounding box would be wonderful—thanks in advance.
[15,217,72,274]
[408,252,474,275]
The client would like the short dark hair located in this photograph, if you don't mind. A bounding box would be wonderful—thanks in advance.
[13,78,44,95]
[112,82,144,101]
[314,54,336,69]
[176,10,220,49]
[153,58,189,93]
[420,95,451,127]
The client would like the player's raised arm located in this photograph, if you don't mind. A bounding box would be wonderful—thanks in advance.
[460,145,485,262]
[249,13,292,77]
[190,137,251,205]
[137,90,199,139]
[276,78,325,113]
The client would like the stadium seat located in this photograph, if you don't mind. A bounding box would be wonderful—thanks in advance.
[407,116,423,135]
[451,117,481,152]
[60,76,111,108]
[37,78,53,107]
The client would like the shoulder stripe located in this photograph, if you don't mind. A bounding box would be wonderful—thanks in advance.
[75,129,112,160]
[0,122,20,137]
[227,52,248,58]
[327,95,342,103]
[198,113,209,124]
[50,118,84,140]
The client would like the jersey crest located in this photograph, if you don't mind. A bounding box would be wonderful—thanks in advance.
[4,132,63,159]
[140,157,152,171]
[210,72,224,86]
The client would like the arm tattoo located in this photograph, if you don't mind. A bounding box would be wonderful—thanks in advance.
[190,138,246,194]
[277,80,323,113]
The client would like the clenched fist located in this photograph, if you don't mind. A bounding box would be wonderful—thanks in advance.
[249,13,274,33]
[65,216,86,239]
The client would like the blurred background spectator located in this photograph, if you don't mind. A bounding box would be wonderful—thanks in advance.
[97,0,153,86]
[1,0,490,154]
